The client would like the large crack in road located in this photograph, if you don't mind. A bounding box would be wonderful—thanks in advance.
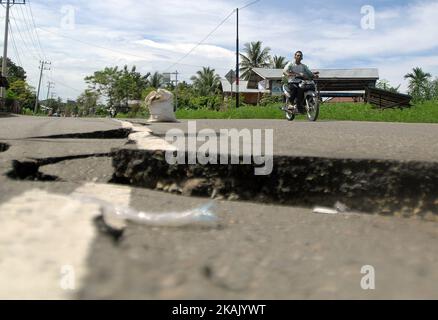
[7,154,112,181]
[2,124,133,182]
[111,148,438,218]
[4,120,438,218]
[10,120,433,219]
[30,128,132,140]
[0,142,9,153]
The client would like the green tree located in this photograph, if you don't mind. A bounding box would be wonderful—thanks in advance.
[76,90,99,116]
[271,55,288,69]
[116,65,149,107]
[430,78,438,100]
[147,71,164,89]
[6,80,35,109]
[0,57,26,83]
[404,67,432,101]
[85,66,121,108]
[190,67,221,96]
[84,65,149,111]
[239,41,271,80]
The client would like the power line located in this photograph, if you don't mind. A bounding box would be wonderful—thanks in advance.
[9,13,40,62]
[16,5,43,60]
[50,78,83,94]
[47,72,83,94]
[8,24,23,67]
[163,0,261,72]
[239,0,261,10]
[37,26,159,61]
[26,0,47,60]
[164,9,236,72]
[37,26,230,71]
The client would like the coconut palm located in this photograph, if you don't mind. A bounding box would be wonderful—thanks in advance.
[147,72,164,89]
[190,67,221,96]
[239,41,271,80]
[271,55,288,69]
[404,67,432,101]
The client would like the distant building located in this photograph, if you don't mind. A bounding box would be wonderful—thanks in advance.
[224,68,379,104]
[219,79,270,105]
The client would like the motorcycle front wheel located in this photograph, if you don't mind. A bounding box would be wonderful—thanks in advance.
[285,110,295,121]
[305,96,319,121]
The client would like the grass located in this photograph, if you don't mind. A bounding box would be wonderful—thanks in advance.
[175,101,438,123]
[176,104,284,119]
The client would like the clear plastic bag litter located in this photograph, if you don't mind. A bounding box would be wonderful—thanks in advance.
[72,194,218,227]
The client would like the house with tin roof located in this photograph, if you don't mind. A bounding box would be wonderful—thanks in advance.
[247,67,380,103]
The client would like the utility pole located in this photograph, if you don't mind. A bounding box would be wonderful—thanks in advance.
[46,81,54,101]
[163,71,179,112]
[1,0,26,100]
[34,60,50,113]
[174,70,178,112]
[50,91,57,114]
[46,81,54,110]
[235,7,239,109]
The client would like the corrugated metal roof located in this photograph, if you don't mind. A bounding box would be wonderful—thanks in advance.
[317,68,379,79]
[252,67,379,79]
[220,79,270,93]
[252,68,283,79]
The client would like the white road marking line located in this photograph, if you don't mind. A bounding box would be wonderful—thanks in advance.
[114,119,176,151]
[0,183,132,299]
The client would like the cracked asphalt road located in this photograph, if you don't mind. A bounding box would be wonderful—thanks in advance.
[1,115,438,299]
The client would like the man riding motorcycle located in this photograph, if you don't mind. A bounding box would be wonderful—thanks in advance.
[282,51,318,113]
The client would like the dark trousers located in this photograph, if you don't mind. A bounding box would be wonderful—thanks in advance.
[289,83,304,109]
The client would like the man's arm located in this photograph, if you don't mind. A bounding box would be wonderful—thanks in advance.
[283,63,296,77]
[303,65,314,80]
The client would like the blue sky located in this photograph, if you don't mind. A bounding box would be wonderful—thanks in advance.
[2,0,438,99]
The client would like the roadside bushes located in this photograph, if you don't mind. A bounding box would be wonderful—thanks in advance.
[175,85,223,111]
[259,93,283,106]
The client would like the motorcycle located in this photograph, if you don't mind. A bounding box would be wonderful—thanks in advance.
[281,73,320,122]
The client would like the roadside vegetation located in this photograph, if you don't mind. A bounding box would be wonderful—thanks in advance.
[174,100,438,123]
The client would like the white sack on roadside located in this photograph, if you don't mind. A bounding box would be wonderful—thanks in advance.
[145,89,177,123]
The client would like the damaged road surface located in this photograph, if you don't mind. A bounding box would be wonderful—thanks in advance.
[1,116,438,299]
[113,120,438,218]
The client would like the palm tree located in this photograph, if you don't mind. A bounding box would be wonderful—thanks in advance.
[404,67,432,101]
[271,55,288,69]
[190,67,221,96]
[239,41,271,80]
[147,72,164,89]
